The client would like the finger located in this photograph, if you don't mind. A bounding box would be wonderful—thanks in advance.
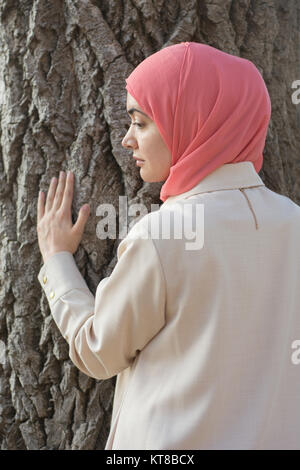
[60,170,74,213]
[45,177,58,212]
[37,190,45,224]
[73,204,90,238]
[52,171,67,211]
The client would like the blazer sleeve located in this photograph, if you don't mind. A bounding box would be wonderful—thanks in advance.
[37,218,166,380]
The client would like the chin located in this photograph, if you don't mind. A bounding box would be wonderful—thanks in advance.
[140,170,168,183]
[141,176,165,183]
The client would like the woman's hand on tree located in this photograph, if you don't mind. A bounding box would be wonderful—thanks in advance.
[37,170,90,264]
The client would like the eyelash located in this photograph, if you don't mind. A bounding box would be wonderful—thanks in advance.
[126,122,144,130]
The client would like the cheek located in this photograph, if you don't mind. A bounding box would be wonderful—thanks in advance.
[143,131,159,152]
[141,128,172,170]
[147,133,167,155]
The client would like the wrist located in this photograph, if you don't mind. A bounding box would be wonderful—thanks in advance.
[42,249,72,264]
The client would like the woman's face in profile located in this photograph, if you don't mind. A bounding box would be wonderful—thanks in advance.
[122,92,172,183]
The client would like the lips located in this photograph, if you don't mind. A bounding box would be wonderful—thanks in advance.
[133,156,145,161]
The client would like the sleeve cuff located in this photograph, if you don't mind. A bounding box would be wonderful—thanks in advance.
[37,251,91,307]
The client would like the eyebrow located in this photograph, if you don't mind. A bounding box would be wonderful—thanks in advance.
[127,107,149,118]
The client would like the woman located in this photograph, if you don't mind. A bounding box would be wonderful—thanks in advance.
[37,42,300,449]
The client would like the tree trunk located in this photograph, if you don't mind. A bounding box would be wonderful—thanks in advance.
[0,0,299,450]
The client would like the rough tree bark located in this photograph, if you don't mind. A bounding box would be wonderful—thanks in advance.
[0,0,299,450]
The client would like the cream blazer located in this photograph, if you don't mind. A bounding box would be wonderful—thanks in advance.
[38,162,300,450]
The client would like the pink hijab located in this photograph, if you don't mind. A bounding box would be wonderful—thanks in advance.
[125,42,271,203]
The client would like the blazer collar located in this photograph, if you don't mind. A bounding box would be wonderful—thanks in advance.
[160,162,265,208]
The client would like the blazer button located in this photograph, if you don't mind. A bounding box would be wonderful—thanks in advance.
[49,290,55,299]
[43,276,47,284]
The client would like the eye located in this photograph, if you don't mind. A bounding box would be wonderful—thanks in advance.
[125,121,144,131]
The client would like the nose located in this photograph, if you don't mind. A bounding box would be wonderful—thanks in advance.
[121,127,137,150]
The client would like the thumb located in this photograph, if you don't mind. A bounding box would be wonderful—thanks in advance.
[73,204,90,234]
